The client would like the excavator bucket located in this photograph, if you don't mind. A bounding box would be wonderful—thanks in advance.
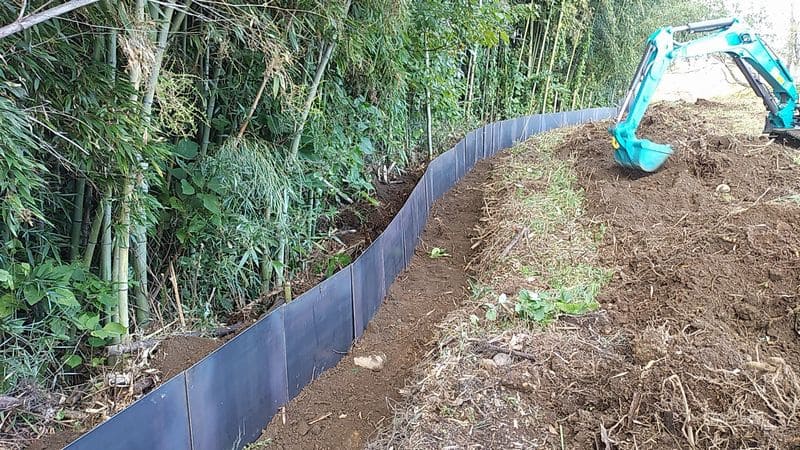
[610,129,673,172]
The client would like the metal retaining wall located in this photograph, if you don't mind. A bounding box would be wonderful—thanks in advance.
[65,107,616,450]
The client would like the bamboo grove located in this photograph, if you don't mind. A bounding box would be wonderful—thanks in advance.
[0,0,709,428]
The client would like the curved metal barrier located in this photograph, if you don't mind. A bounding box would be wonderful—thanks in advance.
[65,107,616,450]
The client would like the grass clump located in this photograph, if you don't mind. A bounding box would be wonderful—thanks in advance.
[473,129,611,326]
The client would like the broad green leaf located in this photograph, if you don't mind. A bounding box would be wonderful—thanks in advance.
[64,354,82,369]
[174,139,199,159]
[23,284,45,305]
[52,288,80,309]
[181,179,195,195]
[103,322,127,336]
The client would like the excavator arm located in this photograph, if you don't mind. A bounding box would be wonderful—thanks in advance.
[611,18,799,172]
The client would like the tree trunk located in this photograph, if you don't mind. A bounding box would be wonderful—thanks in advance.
[289,0,352,160]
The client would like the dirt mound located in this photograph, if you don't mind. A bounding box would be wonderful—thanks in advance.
[556,102,800,447]
[150,336,221,380]
[371,100,800,449]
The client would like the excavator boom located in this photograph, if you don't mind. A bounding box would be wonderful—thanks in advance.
[610,18,799,172]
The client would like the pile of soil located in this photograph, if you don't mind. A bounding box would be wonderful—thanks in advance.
[371,100,800,449]
[257,161,493,449]
[149,336,221,380]
[556,101,800,447]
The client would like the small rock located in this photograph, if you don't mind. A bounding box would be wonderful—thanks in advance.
[493,353,513,367]
[354,354,386,371]
[715,183,731,194]
[338,413,347,419]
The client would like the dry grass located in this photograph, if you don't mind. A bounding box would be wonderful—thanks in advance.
[369,129,618,449]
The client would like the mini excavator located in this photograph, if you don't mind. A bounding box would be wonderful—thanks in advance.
[610,18,800,172]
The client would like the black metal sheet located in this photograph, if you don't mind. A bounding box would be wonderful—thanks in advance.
[411,178,427,239]
[285,266,354,399]
[476,126,485,162]
[65,374,191,450]
[562,110,578,126]
[481,124,491,159]
[579,109,592,124]
[543,113,561,131]
[500,119,514,149]
[382,213,405,292]
[352,239,385,338]
[513,116,528,145]
[455,140,467,180]
[465,130,477,170]
[430,149,456,200]
[186,308,288,450]
[400,201,416,267]
[519,115,540,141]
[490,122,502,155]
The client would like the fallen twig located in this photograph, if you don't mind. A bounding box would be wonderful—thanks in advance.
[308,412,331,425]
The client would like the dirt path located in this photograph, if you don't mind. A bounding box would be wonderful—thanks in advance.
[258,161,492,449]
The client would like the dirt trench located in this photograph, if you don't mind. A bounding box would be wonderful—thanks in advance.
[257,161,493,448]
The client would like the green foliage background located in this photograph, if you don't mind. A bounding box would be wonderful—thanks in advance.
[0,0,711,412]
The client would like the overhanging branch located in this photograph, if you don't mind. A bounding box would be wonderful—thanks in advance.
[0,0,100,40]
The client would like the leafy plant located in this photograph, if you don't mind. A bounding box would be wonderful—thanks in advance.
[514,288,599,325]
[429,247,450,258]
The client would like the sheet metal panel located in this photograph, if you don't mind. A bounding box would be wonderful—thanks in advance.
[579,109,592,124]
[490,122,502,155]
[352,239,385,338]
[521,114,543,140]
[500,119,514,150]
[563,110,580,126]
[465,130,477,170]
[400,202,416,267]
[430,149,456,201]
[481,123,491,159]
[510,116,525,144]
[411,178,427,239]
[542,113,561,132]
[65,374,191,450]
[382,213,405,292]
[186,308,288,450]
[285,267,354,399]
[455,139,467,181]
[476,126,485,162]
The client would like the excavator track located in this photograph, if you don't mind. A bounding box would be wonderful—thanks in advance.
[770,128,800,143]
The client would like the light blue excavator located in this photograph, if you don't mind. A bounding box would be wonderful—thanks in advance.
[610,18,799,172]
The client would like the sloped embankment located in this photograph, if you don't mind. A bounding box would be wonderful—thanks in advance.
[370,100,800,449]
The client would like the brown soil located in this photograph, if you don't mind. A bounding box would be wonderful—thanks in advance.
[556,101,800,447]
[371,100,800,449]
[257,161,492,449]
[150,335,221,380]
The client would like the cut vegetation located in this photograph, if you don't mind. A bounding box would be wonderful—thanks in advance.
[371,98,800,449]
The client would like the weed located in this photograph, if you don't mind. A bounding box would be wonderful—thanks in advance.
[429,247,450,258]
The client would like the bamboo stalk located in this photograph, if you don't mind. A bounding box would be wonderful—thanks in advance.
[83,200,104,267]
[237,63,270,139]
[541,0,566,113]
[289,0,352,160]
[69,170,86,261]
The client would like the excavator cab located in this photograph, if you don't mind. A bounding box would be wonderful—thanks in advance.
[611,18,799,172]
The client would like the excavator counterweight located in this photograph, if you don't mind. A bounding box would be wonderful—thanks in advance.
[611,18,799,172]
